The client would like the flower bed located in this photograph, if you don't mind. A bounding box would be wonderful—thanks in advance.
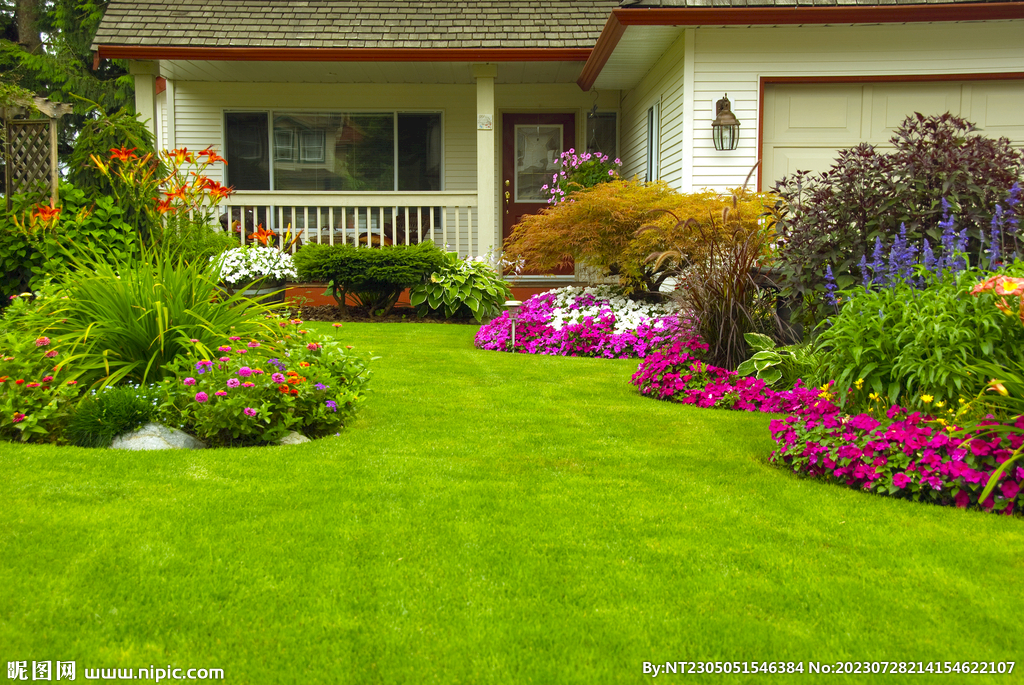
[631,336,835,413]
[474,286,681,358]
[770,406,1023,515]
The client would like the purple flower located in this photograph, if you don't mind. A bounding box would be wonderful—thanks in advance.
[195,392,209,403]
[315,382,329,390]
[325,400,337,412]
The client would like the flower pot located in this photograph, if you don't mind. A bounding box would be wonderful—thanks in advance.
[228,280,286,304]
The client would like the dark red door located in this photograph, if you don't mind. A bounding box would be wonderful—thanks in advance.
[501,113,576,275]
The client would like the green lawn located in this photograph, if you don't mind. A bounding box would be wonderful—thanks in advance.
[1,323,1021,683]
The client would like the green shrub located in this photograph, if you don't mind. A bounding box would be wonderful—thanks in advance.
[772,113,1024,328]
[64,385,155,448]
[409,251,512,322]
[815,262,1024,411]
[0,182,139,305]
[293,242,445,317]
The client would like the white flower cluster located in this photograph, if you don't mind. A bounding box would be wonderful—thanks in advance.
[546,286,679,334]
[214,246,298,286]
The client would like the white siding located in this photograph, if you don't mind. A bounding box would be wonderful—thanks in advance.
[620,30,690,187]
[688,20,1024,192]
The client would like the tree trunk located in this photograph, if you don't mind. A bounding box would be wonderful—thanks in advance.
[15,0,43,55]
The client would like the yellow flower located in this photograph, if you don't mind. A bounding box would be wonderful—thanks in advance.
[854,378,864,390]
[868,392,880,402]
[988,380,1009,397]
[934,400,946,408]
[920,394,934,404]
[959,398,966,404]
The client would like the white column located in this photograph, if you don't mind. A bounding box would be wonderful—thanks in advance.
[680,28,696,193]
[472,64,498,258]
[129,60,159,140]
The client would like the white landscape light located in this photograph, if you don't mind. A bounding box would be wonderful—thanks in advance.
[504,300,522,349]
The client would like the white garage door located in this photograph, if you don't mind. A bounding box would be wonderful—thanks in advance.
[761,80,1024,190]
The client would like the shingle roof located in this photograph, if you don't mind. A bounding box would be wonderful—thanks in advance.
[621,0,1017,5]
[92,0,620,50]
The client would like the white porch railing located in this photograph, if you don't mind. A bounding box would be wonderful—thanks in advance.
[220,191,479,257]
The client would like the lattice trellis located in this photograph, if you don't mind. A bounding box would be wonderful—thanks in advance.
[4,119,57,209]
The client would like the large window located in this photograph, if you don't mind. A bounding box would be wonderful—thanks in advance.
[225,111,442,192]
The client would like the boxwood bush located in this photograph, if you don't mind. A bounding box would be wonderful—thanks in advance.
[293,242,445,316]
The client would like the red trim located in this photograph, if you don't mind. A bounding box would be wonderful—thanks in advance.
[614,3,1024,27]
[577,14,626,94]
[578,2,1024,91]
[155,77,166,95]
[94,45,592,63]
[756,73,1024,189]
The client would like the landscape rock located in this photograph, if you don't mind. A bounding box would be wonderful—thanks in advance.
[110,423,207,451]
[278,431,311,445]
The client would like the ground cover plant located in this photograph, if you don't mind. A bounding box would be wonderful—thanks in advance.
[1,323,1021,683]
[475,285,681,358]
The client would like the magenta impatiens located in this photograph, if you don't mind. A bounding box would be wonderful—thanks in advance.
[475,286,682,359]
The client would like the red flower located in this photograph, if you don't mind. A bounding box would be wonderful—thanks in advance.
[279,384,291,394]
[15,379,24,385]
[109,146,138,162]
[32,205,61,223]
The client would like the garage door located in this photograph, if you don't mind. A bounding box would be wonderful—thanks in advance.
[761,80,1024,190]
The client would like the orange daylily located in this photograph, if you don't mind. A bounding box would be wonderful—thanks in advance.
[156,198,176,214]
[32,205,61,222]
[168,147,195,165]
[199,147,227,164]
[109,146,138,162]
[250,224,277,246]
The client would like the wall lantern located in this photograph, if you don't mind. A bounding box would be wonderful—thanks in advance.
[504,300,522,349]
[712,94,740,151]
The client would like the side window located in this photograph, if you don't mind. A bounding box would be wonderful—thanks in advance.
[645,103,659,182]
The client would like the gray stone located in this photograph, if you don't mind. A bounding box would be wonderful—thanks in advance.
[278,431,311,445]
[110,422,207,451]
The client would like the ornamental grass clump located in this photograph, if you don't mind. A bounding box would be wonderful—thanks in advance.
[474,286,681,358]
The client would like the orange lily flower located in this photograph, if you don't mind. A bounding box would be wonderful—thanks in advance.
[156,198,176,214]
[32,205,62,222]
[200,147,227,164]
[109,146,137,162]
[251,225,277,246]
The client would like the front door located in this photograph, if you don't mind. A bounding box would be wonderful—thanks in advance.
[501,112,576,275]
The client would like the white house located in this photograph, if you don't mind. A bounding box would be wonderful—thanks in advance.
[92,0,1024,281]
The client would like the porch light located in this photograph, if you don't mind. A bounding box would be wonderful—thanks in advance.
[712,94,740,151]
[504,300,522,349]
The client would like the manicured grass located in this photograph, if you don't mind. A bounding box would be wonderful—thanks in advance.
[1,322,1022,683]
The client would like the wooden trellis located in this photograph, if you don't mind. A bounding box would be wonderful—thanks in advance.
[2,96,73,210]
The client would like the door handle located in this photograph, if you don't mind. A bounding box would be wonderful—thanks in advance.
[504,187,511,214]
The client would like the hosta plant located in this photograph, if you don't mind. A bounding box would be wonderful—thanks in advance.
[409,251,513,322]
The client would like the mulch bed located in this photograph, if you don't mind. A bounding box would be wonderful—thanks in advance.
[292,304,480,325]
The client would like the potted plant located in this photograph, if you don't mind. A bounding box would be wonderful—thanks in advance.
[214,244,298,303]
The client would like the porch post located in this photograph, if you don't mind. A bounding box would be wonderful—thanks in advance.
[472,64,498,258]
[129,60,159,139]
